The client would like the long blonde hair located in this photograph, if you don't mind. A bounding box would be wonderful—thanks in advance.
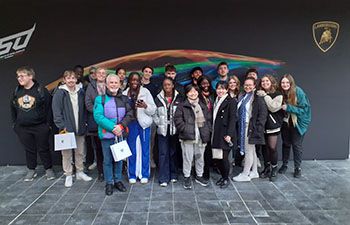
[228,75,240,97]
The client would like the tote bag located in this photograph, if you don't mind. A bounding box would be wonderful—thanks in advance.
[110,136,132,162]
[54,132,77,151]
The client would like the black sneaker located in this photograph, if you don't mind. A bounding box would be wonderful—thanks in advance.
[98,173,104,182]
[294,168,301,178]
[105,184,113,196]
[183,177,192,189]
[215,178,224,186]
[278,165,288,174]
[259,164,271,179]
[114,181,127,192]
[195,176,209,187]
[269,165,278,182]
[220,179,229,188]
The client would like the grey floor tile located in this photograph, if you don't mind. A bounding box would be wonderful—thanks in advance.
[127,192,151,202]
[198,200,225,212]
[93,213,122,225]
[174,201,198,212]
[325,210,350,225]
[245,200,268,217]
[65,213,96,225]
[196,191,219,201]
[225,211,256,224]
[200,211,229,224]
[174,211,201,224]
[174,191,196,202]
[148,212,174,225]
[104,193,129,203]
[75,202,103,214]
[12,214,44,225]
[23,202,53,214]
[81,193,106,203]
[35,194,61,204]
[125,202,149,212]
[119,212,148,225]
[100,201,126,213]
[151,191,173,201]
[265,199,298,211]
[150,201,173,212]
[48,202,80,214]
[301,210,338,225]
[38,214,71,224]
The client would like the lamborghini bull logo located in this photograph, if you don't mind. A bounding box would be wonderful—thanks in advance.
[313,21,339,53]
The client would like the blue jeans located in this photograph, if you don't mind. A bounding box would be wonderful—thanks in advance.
[101,139,123,185]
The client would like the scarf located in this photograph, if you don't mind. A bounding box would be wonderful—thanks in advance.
[96,82,106,95]
[188,98,205,128]
[238,92,253,155]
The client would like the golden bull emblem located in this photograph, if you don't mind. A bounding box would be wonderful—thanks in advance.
[313,21,339,52]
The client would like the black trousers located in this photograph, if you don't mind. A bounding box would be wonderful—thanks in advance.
[203,142,212,179]
[14,123,52,170]
[281,122,304,168]
[217,149,230,180]
[85,134,104,174]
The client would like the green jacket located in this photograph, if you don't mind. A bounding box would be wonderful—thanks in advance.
[286,86,311,135]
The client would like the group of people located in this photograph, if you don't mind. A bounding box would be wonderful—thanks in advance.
[11,62,311,196]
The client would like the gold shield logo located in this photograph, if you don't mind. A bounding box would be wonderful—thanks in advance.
[313,21,339,52]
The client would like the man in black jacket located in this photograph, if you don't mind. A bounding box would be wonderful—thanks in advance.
[11,66,55,181]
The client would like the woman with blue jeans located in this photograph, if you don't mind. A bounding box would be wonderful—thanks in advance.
[94,74,134,195]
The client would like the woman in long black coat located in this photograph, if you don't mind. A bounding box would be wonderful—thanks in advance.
[211,81,237,188]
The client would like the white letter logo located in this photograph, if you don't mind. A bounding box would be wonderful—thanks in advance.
[0,23,36,60]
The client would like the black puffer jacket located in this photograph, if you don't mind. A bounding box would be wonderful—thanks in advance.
[174,98,211,143]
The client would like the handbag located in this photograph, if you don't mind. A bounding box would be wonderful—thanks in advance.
[54,132,77,151]
[110,136,132,162]
[212,148,223,159]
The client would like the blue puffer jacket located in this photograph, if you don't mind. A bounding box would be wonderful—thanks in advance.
[286,86,311,135]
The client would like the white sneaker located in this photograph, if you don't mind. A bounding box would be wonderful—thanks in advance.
[232,173,251,182]
[129,178,136,184]
[76,172,92,181]
[249,171,259,179]
[170,179,178,183]
[140,178,148,184]
[160,182,168,187]
[88,162,97,170]
[65,175,73,187]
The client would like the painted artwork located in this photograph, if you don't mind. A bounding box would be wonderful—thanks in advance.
[46,49,283,90]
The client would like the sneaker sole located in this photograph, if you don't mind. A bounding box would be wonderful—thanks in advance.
[24,173,37,182]
[195,179,209,187]
[183,185,192,189]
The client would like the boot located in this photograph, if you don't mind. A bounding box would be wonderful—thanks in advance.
[269,165,278,182]
[259,162,271,179]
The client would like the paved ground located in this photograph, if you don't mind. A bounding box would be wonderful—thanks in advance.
[0,160,349,225]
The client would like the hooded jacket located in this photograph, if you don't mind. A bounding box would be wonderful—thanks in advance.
[52,83,87,135]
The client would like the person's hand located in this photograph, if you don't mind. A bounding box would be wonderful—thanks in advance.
[136,100,147,108]
[112,125,123,136]
[282,104,287,111]
[256,90,267,97]
[59,128,67,134]
[224,135,231,143]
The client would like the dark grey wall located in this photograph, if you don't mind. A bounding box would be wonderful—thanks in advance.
[1,0,349,165]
